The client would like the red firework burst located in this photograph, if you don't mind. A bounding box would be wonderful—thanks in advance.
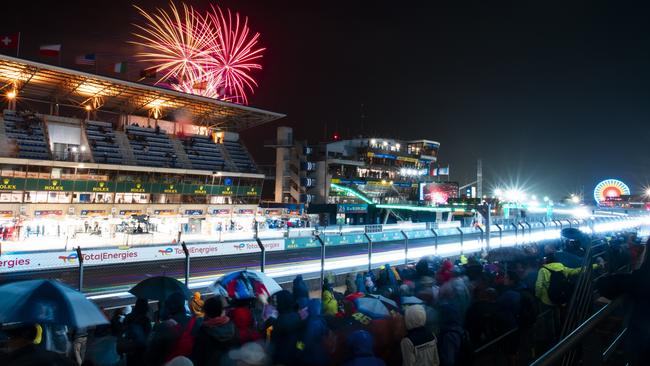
[131,2,264,104]
[206,5,265,105]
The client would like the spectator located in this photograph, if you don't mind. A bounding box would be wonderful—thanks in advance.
[120,298,151,366]
[535,253,583,306]
[191,296,236,366]
[230,303,262,344]
[146,292,202,365]
[85,323,123,366]
[293,275,309,302]
[345,274,357,296]
[190,292,204,318]
[322,286,338,317]
[0,324,73,366]
[464,287,507,348]
[297,299,331,366]
[401,304,439,366]
[597,239,650,366]
[267,290,304,366]
[342,330,386,366]
[355,273,367,294]
[437,301,471,366]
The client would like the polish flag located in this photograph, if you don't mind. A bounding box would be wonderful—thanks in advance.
[39,44,61,57]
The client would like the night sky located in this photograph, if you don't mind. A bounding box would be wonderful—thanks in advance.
[4,0,650,199]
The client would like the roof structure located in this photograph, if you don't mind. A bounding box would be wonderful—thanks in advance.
[0,54,285,130]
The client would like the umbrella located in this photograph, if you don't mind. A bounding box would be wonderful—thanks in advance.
[0,280,108,328]
[129,276,191,301]
[367,294,398,309]
[354,297,390,319]
[401,296,424,305]
[211,270,282,300]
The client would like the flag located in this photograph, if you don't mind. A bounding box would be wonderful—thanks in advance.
[39,44,61,57]
[140,67,157,78]
[75,53,96,65]
[0,33,19,49]
[113,62,127,73]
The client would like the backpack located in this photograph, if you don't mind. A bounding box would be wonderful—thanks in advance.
[516,289,538,329]
[545,266,573,305]
[165,316,198,362]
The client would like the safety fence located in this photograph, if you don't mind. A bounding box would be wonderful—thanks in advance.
[0,216,645,297]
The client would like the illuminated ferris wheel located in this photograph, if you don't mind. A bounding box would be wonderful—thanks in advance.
[593,179,630,204]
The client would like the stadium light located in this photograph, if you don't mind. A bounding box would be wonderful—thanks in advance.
[570,194,580,204]
[84,105,92,111]
[645,187,650,198]
[543,196,549,202]
[370,139,376,145]
[6,90,16,99]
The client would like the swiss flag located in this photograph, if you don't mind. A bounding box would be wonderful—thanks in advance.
[0,34,18,49]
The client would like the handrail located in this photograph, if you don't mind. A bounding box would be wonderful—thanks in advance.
[529,297,625,366]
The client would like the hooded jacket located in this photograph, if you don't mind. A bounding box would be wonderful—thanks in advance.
[298,299,331,366]
[322,289,338,316]
[401,305,439,366]
[342,330,386,366]
[230,306,261,344]
[191,315,236,366]
[535,262,582,306]
[269,290,304,366]
[293,275,310,301]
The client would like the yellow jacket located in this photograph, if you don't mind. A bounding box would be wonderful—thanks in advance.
[322,289,338,316]
[535,262,582,306]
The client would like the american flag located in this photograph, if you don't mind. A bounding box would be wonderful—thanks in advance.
[75,54,96,65]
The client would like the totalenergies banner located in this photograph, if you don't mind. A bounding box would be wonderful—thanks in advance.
[0,240,285,273]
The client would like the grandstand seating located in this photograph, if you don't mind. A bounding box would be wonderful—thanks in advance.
[125,125,180,168]
[223,139,257,172]
[3,111,50,160]
[182,135,228,171]
[85,120,123,165]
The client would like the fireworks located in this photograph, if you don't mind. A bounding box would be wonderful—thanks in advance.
[131,2,264,104]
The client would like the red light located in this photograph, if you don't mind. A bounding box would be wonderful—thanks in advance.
[333,133,340,140]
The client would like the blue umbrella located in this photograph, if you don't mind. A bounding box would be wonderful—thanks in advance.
[354,297,390,319]
[129,276,191,301]
[0,280,108,328]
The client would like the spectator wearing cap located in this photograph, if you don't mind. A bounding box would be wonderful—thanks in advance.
[401,304,439,366]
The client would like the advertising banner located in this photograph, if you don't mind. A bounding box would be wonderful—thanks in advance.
[0,239,285,273]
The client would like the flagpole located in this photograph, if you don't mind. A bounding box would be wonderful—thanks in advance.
[16,32,20,58]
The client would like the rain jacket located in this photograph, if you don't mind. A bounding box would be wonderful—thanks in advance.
[401,305,439,366]
[356,273,367,294]
[191,316,236,366]
[230,306,261,344]
[535,262,582,306]
[322,289,338,316]
[268,290,304,366]
[293,275,310,301]
[342,330,386,366]
[297,299,331,366]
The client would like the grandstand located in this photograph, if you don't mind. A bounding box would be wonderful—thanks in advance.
[0,54,284,249]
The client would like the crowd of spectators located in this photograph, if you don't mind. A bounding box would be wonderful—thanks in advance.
[0,234,644,366]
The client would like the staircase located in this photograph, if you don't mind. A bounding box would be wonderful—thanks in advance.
[0,117,9,157]
[217,144,238,172]
[113,131,137,166]
[169,136,192,169]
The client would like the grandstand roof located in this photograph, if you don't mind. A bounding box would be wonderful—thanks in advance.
[0,54,285,130]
